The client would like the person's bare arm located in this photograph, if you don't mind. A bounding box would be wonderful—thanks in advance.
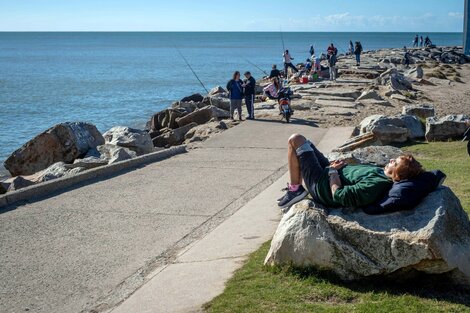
[329,160,347,196]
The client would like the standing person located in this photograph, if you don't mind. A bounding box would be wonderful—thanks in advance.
[309,45,315,56]
[420,36,424,47]
[403,46,410,68]
[413,35,419,47]
[328,53,337,81]
[243,71,256,120]
[349,40,354,55]
[283,50,298,77]
[327,43,337,59]
[269,64,281,79]
[354,41,363,67]
[226,71,244,121]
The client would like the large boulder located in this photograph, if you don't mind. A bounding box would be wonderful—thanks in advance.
[378,68,412,91]
[402,104,435,119]
[208,86,226,96]
[176,106,230,127]
[425,115,470,141]
[149,109,186,131]
[36,162,86,183]
[180,93,204,103]
[97,144,137,164]
[203,96,231,111]
[103,127,153,156]
[328,146,403,167]
[405,66,424,79]
[184,120,228,143]
[265,187,470,284]
[4,122,104,177]
[4,176,35,192]
[152,123,197,147]
[359,114,424,143]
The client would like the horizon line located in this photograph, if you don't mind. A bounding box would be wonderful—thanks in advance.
[0,30,464,34]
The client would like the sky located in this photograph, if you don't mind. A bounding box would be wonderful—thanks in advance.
[0,0,465,32]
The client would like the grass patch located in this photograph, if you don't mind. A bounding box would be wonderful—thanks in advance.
[205,142,470,313]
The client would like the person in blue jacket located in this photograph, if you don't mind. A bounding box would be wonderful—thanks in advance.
[226,71,244,121]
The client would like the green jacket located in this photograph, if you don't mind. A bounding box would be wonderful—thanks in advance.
[315,164,393,208]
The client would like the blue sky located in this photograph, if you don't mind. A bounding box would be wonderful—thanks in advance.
[0,0,465,32]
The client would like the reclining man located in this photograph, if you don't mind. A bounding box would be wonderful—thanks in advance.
[278,134,435,213]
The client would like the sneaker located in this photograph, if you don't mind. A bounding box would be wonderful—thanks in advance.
[277,184,289,202]
[278,185,308,208]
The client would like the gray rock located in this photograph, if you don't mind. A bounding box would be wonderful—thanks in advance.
[359,114,424,143]
[405,66,424,79]
[152,123,197,147]
[149,109,186,131]
[328,146,403,167]
[176,106,230,127]
[426,115,470,141]
[97,144,137,164]
[204,96,231,111]
[357,89,383,101]
[379,68,412,91]
[184,121,228,143]
[180,93,204,103]
[103,126,154,156]
[4,122,104,177]
[265,187,470,283]
[36,162,86,183]
[72,156,108,170]
[5,176,35,192]
[402,104,435,119]
[208,86,226,96]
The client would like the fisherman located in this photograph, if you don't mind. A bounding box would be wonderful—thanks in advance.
[309,45,315,56]
[305,58,312,72]
[403,46,410,68]
[226,71,244,121]
[328,53,337,81]
[420,36,424,47]
[354,41,363,67]
[349,40,354,55]
[283,50,298,77]
[243,71,256,120]
[269,64,281,79]
[424,36,432,47]
[413,34,419,47]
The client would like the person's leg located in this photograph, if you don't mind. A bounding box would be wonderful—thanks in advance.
[250,94,255,119]
[284,63,288,77]
[245,95,252,119]
[236,100,243,120]
[230,99,235,119]
[289,63,299,73]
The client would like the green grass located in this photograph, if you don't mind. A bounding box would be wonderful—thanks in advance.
[205,142,470,313]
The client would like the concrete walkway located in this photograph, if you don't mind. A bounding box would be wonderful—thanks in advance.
[0,119,353,313]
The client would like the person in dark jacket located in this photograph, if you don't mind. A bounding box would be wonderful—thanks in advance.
[354,41,363,66]
[269,64,281,79]
[277,134,429,211]
[226,71,244,121]
[309,45,315,56]
[243,71,256,120]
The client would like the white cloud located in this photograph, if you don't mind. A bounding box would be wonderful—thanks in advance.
[448,12,464,18]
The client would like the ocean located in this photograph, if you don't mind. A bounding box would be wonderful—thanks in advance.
[0,32,464,175]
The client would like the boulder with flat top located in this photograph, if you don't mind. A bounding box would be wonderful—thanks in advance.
[265,187,470,284]
[425,115,469,141]
[402,104,435,119]
[103,126,154,156]
[359,114,424,143]
[176,105,230,127]
[4,122,104,177]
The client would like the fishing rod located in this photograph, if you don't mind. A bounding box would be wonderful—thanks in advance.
[245,59,269,76]
[174,46,209,94]
[280,26,286,53]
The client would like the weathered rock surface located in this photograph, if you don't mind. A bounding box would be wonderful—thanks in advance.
[357,89,383,101]
[184,120,229,143]
[426,115,470,141]
[265,187,470,283]
[97,144,137,164]
[152,123,197,147]
[208,86,226,96]
[359,114,424,143]
[203,96,231,111]
[4,122,104,177]
[334,133,383,152]
[176,106,230,127]
[103,127,154,156]
[180,93,204,103]
[36,162,86,183]
[328,146,403,167]
[5,176,35,192]
[378,68,413,91]
[405,66,424,79]
[72,156,108,170]
[402,104,435,119]
[149,109,186,131]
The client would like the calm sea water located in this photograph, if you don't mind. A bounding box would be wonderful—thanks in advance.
[0,32,464,174]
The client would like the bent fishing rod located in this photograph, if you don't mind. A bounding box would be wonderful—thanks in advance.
[245,59,269,76]
[174,46,209,94]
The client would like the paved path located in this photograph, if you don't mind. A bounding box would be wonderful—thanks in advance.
[0,119,352,313]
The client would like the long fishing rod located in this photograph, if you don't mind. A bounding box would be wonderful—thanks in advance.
[245,59,269,76]
[174,46,209,94]
[280,26,286,53]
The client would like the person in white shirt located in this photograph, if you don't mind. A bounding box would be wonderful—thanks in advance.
[283,50,298,77]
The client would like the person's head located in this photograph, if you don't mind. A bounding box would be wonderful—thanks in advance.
[330,43,334,47]
[384,154,424,182]
[285,50,289,54]
[232,71,240,80]
[244,71,251,78]
[272,64,277,70]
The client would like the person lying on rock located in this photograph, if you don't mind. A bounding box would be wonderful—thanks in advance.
[278,134,446,214]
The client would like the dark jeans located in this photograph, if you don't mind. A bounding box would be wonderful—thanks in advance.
[284,62,298,75]
[245,94,254,119]
[296,141,330,199]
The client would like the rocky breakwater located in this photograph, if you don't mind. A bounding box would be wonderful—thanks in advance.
[1,86,249,196]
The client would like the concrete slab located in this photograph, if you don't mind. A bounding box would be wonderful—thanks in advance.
[315,99,358,109]
[320,107,359,116]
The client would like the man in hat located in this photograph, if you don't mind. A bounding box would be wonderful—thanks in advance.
[243,71,256,120]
